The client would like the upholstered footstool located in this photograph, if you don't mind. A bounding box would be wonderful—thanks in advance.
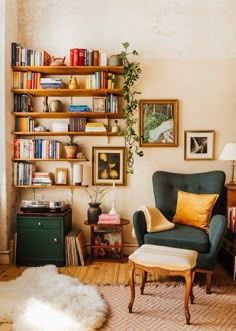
[128,244,198,325]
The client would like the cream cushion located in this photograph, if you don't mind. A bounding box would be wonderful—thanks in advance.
[129,244,198,271]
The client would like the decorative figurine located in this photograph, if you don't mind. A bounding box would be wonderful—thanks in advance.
[50,56,66,66]
[111,120,120,133]
[43,96,49,112]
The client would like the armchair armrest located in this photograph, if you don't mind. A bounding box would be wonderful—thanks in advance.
[133,210,147,246]
[198,214,227,270]
[208,214,227,254]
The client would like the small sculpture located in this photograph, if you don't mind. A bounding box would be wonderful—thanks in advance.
[50,56,66,66]
[43,96,49,112]
[111,120,120,133]
[69,77,79,89]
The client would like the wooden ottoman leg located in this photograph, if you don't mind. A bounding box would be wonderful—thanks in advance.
[184,269,192,325]
[140,270,147,295]
[190,269,196,304]
[128,260,135,313]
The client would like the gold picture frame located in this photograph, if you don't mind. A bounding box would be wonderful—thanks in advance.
[92,146,126,185]
[92,97,106,112]
[139,99,179,147]
[184,130,215,160]
[55,168,68,185]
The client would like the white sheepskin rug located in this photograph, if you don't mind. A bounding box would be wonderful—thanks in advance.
[0,265,109,331]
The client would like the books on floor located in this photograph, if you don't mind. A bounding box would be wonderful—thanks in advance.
[65,229,86,266]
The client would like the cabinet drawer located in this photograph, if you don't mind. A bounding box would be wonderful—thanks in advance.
[17,217,62,229]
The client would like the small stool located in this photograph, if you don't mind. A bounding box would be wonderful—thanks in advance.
[128,244,198,325]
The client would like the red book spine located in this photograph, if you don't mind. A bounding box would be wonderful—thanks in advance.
[78,49,85,66]
[73,48,79,66]
[14,138,20,158]
[93,50,99,66]
[70,49,74,66]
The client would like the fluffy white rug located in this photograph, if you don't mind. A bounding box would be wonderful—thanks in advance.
[0,265,109,331]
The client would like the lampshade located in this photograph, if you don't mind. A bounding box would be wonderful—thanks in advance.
[219,143,236,160]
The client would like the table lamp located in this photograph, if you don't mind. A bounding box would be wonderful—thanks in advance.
[219,143,236,184]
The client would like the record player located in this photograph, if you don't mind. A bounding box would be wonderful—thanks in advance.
[20,200,70,213]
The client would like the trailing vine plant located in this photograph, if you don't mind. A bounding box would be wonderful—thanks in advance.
[119,42,144,174]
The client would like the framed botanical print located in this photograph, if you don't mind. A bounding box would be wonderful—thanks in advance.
[92,147,125,185]
[139,99,179,147]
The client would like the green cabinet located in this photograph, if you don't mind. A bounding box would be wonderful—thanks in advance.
[16,209,72,266]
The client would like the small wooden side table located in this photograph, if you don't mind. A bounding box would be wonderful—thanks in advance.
[84,219,130,262]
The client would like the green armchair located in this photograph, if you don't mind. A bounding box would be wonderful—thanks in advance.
[133,170,227,294]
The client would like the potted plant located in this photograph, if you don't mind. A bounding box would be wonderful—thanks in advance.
[84,185,111,222]
[64,137,79,159]
[119,42,144,174]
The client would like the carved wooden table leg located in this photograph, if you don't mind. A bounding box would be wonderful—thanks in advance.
[128,260,135,313]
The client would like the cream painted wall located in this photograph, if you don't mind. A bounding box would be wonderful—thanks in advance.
[3,0,236,252]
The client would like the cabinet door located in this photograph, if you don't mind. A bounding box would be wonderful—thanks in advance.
[16,228,63,264]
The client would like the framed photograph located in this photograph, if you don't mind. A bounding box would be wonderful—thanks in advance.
[184,130,215,160]
[92,147,125,185]
[92,97,106,112]
[139,99,178,147]
[55,168,68,185]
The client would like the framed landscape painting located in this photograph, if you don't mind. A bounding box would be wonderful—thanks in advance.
[184,130,215,160]
[139,99,179,147]
[92,147,125,185]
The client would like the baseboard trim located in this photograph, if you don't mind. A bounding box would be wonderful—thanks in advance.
[0,250,10,264]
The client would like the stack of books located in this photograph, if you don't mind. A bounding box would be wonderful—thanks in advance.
[68,105,91,112]
[40,77,63,89]
[85,122,106,132]
[32,172,54,186]
[98,214,121,224]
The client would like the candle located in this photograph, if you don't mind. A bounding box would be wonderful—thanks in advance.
[73,164,83,185]
[113,181,115,201]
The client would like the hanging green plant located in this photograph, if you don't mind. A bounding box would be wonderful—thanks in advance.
[119,42,144,174]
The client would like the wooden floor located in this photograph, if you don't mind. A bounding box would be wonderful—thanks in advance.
[0,262,234,331]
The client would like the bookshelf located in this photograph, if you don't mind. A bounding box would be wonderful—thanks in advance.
[11,64,124,189]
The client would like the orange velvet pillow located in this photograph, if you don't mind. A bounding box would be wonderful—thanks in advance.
[172,190,219,232]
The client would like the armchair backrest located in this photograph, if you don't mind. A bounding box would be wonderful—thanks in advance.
[152,170,226,221]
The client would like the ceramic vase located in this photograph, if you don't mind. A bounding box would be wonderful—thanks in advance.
[65,146,78,159]
[87,203,102,223]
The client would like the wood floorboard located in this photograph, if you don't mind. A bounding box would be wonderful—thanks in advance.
[0,262,233,330]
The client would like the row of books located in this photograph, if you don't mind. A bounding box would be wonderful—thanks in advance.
[69,117,87,132]
[13,71,41,89]
[69,48,107,66]
[14,94,34,113]
[11,42,51,66]
[14,138,63,159]
[13,161,35,186]
[227,207,236,232]
[13,163,55,186]
[84,72,116,89]
[15,117,37,132]
[65,229,86,266]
